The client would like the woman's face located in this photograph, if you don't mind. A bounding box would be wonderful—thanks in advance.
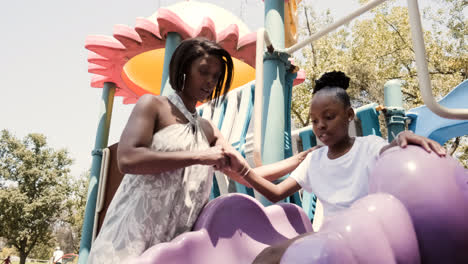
[184,54,222,102]
[309,92,354,147]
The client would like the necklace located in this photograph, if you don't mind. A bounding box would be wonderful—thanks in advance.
[168,93,198,133]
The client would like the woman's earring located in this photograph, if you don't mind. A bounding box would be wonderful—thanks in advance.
[181,74,186,91]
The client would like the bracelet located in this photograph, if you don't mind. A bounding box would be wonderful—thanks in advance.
[238,165,248,176]
[241,168,251,178]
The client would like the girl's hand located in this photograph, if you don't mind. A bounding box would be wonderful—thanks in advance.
[222,149,252,187]
[395,130,446,156]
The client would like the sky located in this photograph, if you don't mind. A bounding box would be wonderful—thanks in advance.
[1,0,436,177]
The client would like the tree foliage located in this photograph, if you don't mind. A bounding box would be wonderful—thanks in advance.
[292,0,466,127]
[291,0,467,166]
[60,170,89,254]
[0,130,73,264]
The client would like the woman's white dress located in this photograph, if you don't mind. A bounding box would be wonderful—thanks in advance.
[88,94,214,263]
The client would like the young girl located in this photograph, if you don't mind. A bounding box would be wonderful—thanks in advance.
[87,38,311,263]
[225,72,445,263]
[224,71,446,263]
[230,70,445,214]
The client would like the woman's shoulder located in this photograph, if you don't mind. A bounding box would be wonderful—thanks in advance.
[137,94,168,105]
[134,94,171,113]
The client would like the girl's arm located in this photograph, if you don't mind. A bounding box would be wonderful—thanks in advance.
[380,130,446,156]
[209,118,320,186]
[223,151,303,203]
[244,172,302,203]
[206,119,251,185]
[117,95,228,175]
[252,146,320,181]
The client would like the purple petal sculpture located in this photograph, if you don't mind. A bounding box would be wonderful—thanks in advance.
[280,193,420,264]
[130,193,313,264]
[369,145,468,264]
[281,146,468,264]
[126,146,467,264]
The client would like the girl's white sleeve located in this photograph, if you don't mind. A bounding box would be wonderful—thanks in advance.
[367,135,389,159]
[289,152,314,193]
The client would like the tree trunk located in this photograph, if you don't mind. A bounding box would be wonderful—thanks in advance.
[19,250,27,264]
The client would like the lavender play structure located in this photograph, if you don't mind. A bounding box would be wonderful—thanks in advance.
[131,194,312,264]
[282,146,468,264]
[122,147,467,264]
[80,0,468,263]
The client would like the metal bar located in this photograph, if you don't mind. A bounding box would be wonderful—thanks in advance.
[285,0,387,54]
[407,0,468,119]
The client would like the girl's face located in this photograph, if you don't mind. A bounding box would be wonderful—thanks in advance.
[184,54,222,102]
[309,92,354,147]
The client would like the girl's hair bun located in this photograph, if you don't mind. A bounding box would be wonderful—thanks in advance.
[313,71,350,94]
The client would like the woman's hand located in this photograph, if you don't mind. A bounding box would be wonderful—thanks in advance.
[297,145,322,163]
[198,145,230,170]
[395,130,446,156]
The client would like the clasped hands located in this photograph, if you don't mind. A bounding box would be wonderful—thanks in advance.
[201,145,251,186]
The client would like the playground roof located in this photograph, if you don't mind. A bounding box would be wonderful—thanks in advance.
[85,1,304,104]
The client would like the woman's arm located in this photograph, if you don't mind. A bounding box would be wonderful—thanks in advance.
[380,130,446,156]
[117,95,228,175]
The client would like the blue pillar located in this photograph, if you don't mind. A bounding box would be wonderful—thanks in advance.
[259,0,288,206]
[383,80,406,142]
[78,82,116,264]
[161,32,182,96]
[284,71,297,159]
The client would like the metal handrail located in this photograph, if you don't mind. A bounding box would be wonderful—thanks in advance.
[407,0,468,119]
[284,0,386,55]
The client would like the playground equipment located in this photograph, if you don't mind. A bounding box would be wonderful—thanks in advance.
[280,193,421,264]
[82,1,305,262]
[130,194,313,264]
[407,80,468,145]
[281,146,468,264]
[369,146,468,263]
[80,0,468,263]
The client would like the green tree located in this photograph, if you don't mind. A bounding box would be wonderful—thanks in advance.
[28,240,54,260]
[294,0,466,125]
[61,170,88,253]
[292,0,467,164]
[0,130,73,264]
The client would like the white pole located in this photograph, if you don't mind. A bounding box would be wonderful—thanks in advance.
[253,28,266,167]
[407,0,468,119]
[285,0,387,54]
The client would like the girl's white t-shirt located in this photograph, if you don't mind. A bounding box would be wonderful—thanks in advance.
[291,135,388,220]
